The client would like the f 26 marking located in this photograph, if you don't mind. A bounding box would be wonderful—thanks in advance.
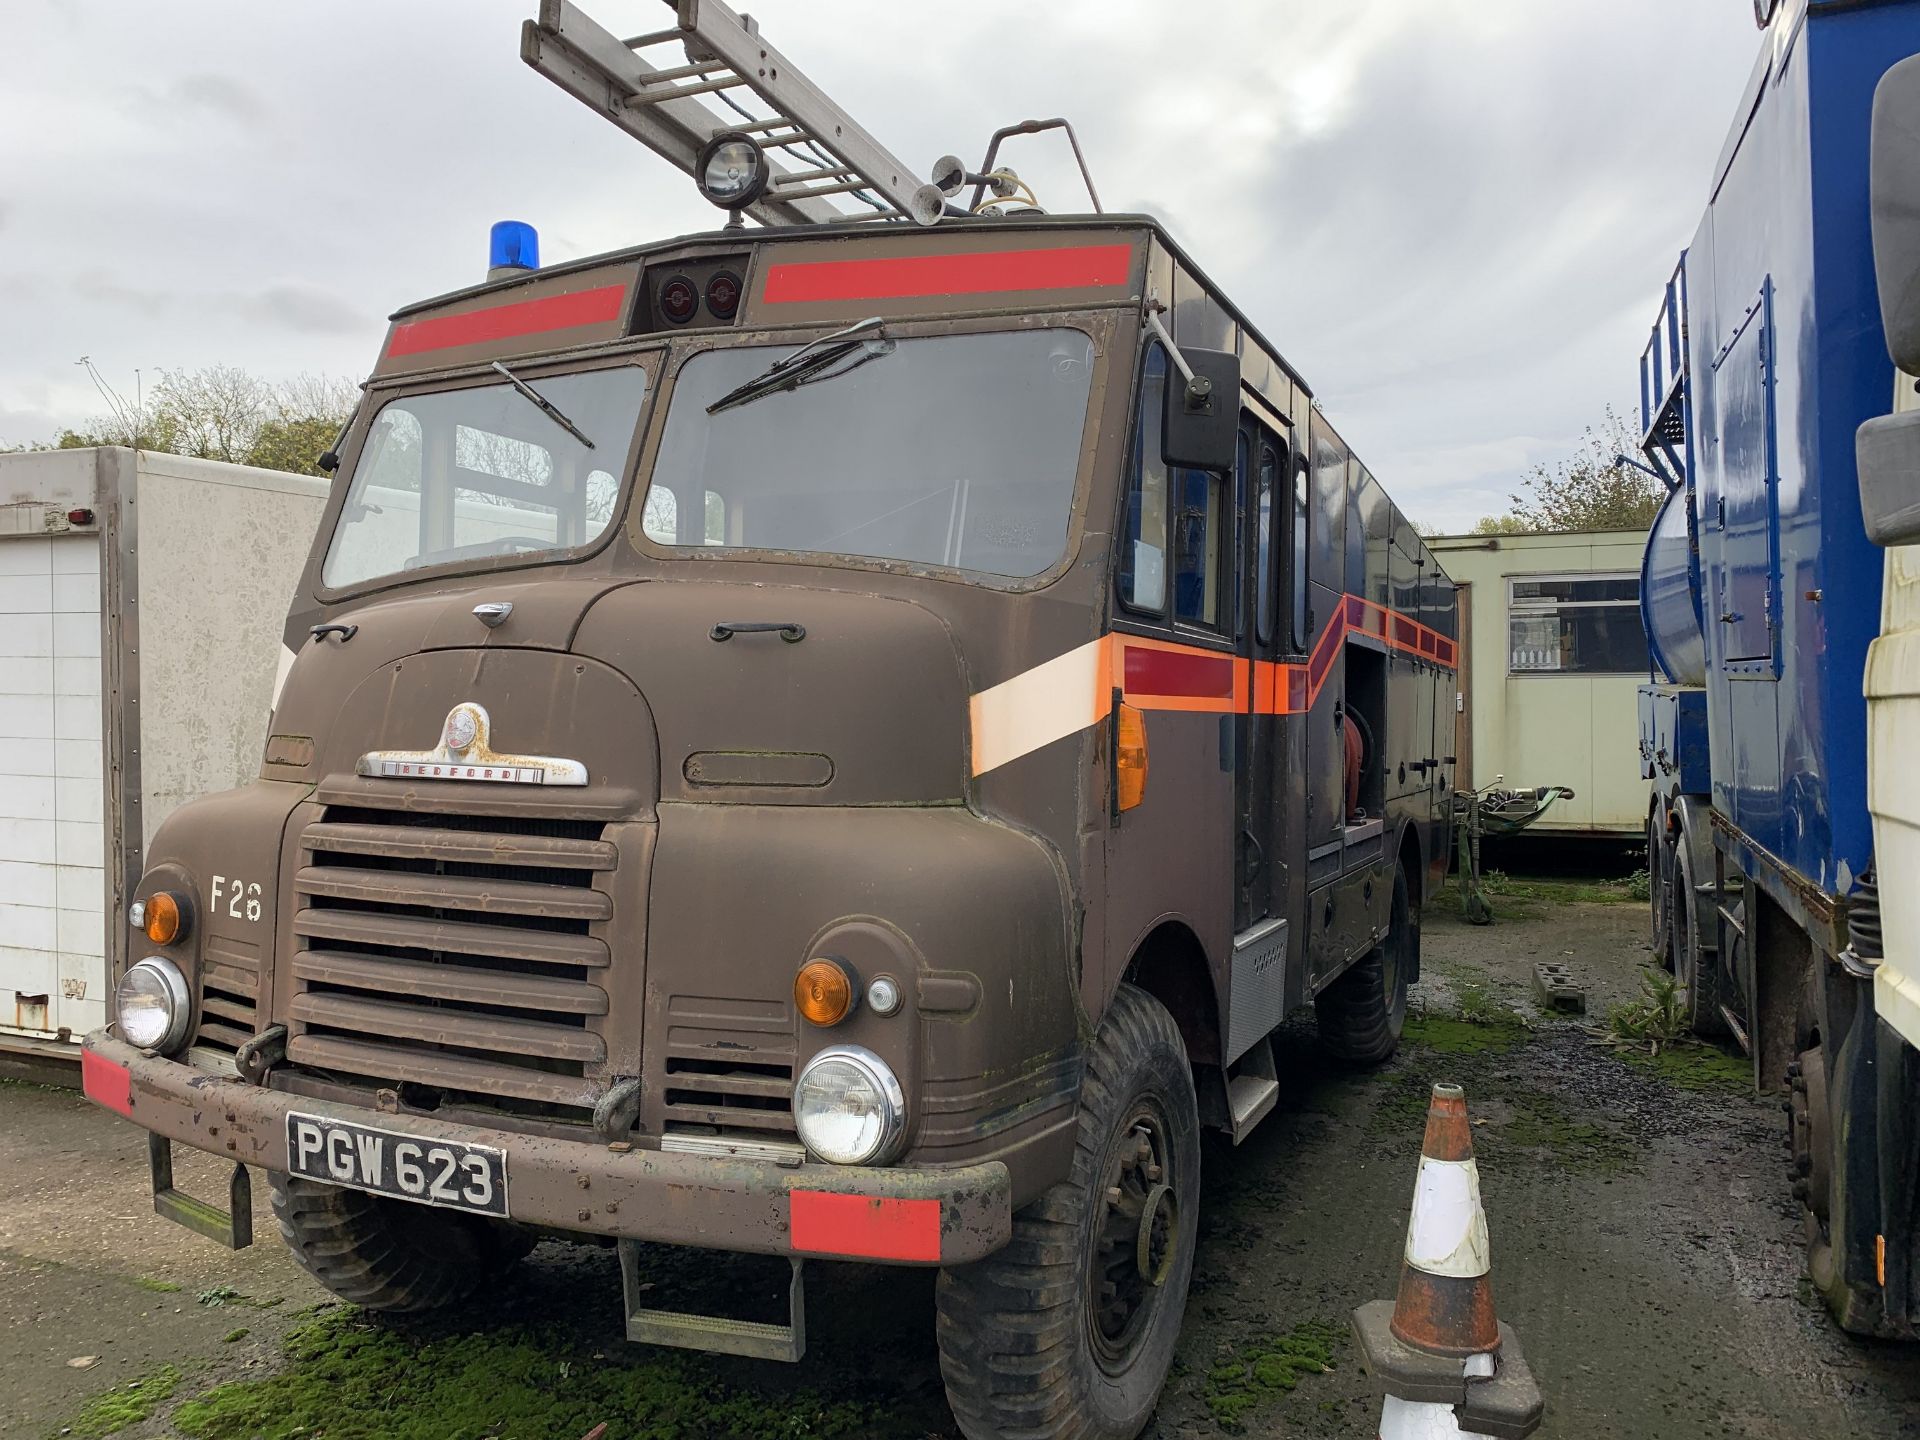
[210,875,262,923]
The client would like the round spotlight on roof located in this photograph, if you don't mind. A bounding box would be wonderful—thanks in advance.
[696,131,771,213]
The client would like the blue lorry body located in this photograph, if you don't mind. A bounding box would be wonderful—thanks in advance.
[1635,0,1920,1338]
[1641,0,1920,901]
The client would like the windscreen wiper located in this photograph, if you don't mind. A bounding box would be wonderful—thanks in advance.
[707,316,894,416]
[491,361,595,449]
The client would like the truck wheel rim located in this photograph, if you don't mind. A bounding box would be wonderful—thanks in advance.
[1090,1110,1176,1370]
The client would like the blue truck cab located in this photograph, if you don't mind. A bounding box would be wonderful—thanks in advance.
[1635,0,1920,1338]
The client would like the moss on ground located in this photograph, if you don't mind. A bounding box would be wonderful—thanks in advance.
[67,1365,182,1438]
[1491,1090,1636,1175]
[1402,1000,1531,1056]
[1201,1319,1342,1430]
[132,1276,182,1294]
[164,1309,880,1440]
[1621,1040,1752,1093]
[1434,871,1641,914]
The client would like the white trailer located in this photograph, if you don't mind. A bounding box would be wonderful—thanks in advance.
[0,448,327,1063]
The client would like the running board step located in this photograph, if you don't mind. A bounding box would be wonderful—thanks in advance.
[1227,1036,1280,1145]
[619,1243,805,1362]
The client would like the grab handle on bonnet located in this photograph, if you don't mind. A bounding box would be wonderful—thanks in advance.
[709,621,806,644]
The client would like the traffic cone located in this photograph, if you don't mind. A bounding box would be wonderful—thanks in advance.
[1352,1083,1542,1439]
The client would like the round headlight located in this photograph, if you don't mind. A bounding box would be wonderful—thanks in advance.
[116,957,192,1054]
[793,1045,906,1166]
[697,131,771,211]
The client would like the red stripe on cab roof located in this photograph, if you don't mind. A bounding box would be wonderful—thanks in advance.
[762,243,1133,305]
[385,283,628,359]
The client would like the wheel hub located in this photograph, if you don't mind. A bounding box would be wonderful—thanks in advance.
[1091,1115,1176,1367]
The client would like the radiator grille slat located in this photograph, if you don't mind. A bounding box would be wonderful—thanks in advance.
[293,949,608,1016]
[295,865,613,921]
[300,821,618,871]
[287,1033,597,1107]
[293,909,609,968]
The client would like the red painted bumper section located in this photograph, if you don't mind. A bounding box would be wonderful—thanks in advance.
[79,1033,1010,1266]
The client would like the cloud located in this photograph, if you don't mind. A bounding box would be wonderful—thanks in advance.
[165,73,270,126]
[234,284,373,337]
[3,0,1764,529]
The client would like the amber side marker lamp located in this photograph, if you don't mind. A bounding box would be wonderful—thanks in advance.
[1116,703,1149,811]
[795,958,856,1026]
[142,892,187,946]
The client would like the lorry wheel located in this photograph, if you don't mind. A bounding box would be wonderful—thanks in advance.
[1648,809,1673,968]
[268,1173,531,1313]
[935,984,1199,1440]
[1314,866,1413,1065]
[1670,840,1729,1036]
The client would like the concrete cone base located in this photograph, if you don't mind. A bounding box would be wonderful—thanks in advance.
[1351,1300,1544,1440]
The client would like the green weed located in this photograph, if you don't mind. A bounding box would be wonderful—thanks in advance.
[1607,968,1688,1054]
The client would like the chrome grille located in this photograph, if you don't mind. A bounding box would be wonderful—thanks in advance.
[286,806,614,1114]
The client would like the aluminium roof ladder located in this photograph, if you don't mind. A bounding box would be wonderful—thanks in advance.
[521,0,948,228]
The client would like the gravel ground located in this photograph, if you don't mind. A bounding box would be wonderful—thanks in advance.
[4,895,1919,1438]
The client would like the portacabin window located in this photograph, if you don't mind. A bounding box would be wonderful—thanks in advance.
[1507,572,1648,675]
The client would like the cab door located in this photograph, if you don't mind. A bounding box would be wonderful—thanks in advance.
[1234,421,1288,933]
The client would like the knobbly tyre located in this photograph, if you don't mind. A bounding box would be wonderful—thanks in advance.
[1637,0,1920,1339]
[79,3,1458,1434]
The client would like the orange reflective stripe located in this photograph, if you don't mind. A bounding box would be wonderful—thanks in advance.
[967,595,1455,776]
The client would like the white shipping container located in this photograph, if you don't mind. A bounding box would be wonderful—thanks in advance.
[0,448,327,1054]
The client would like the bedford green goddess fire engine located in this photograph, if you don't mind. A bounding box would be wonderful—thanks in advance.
[80,4,1459,1434]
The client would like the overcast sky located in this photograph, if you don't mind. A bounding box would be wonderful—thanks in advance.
[6,0,1762,529]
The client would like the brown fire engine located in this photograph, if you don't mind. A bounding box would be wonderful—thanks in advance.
[81,4,1458,1435]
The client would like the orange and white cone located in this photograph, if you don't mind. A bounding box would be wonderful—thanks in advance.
[1389,1081,1498,1359]
[1352,1082,1542,1440]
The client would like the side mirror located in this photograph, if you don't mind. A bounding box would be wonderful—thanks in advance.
[1860,57,1920,547]
[1872,55,1920,373]
[1162,347,1240,472]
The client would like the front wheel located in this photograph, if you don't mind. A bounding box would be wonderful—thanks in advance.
[936,984,1200,1440]
[269,1173,531,1313]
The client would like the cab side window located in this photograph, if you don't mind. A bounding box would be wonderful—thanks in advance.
[1291,452,1311,651]
[1118,347,1170,613]
[1172,463,1225,628]
[1256,442,1279,646]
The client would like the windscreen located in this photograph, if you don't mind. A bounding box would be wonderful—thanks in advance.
[322,365,649,589]
[645,329,1096,579]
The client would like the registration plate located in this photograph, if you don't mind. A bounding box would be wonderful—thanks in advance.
[286,1112,509,1218]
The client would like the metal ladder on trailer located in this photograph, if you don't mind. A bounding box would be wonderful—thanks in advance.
[522,0,949,227]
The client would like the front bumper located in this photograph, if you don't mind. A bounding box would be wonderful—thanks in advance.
[80,1032,1012,1266]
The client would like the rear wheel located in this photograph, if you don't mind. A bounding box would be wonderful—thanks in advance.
[269,1173,531,1313]
[935,984,1199,1440]
[1648,808,1673,968]
[1670,837,1728,1036]
[1315,866,1413,1065]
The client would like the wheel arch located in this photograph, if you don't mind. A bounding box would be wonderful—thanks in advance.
[1121,919,1221,1070]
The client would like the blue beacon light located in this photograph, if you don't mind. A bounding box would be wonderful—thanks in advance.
[488,221,540,280]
